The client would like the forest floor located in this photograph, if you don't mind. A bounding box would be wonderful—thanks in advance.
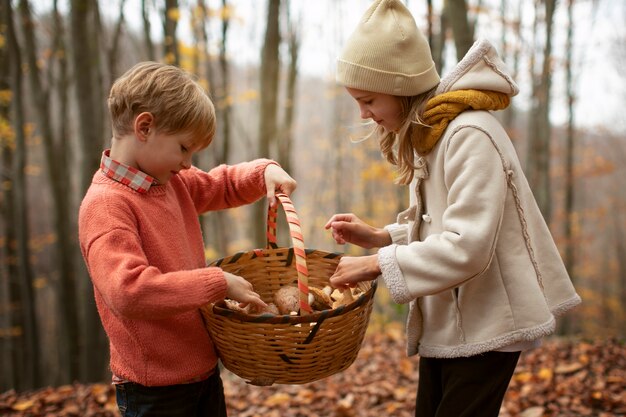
[1,323,624,416]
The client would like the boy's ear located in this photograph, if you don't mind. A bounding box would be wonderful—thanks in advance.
[134,112,154,141]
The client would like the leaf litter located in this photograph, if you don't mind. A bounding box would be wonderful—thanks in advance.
[1,324,624,416]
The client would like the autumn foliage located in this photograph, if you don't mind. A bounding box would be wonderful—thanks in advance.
[1,326,624,417]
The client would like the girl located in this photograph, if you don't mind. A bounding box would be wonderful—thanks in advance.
[325,1,580,416]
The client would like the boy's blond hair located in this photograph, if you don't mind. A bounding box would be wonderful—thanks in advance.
[108,62,215,148]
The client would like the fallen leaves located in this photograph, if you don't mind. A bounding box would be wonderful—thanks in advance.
[0,331,624,416]
[220,330,625,417]
[501,337,626,417]
[0,383,118,416]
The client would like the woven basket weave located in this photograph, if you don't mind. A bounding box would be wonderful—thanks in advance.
[201,193,377,386]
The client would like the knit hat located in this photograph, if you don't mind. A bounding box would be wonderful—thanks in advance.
[337,0,440,96]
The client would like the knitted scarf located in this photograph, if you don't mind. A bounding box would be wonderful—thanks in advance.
[414,89,510,155]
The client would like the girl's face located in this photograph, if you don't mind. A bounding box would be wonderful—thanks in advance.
[346,87,404,132]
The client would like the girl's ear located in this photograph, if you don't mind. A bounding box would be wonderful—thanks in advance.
[134,112,154,141]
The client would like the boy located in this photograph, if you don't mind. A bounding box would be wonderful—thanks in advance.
[78,62,296,416]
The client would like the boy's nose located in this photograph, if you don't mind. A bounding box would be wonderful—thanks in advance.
[181,156,192,169]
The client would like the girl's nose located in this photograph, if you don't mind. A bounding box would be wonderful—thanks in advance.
[360,106,372,120]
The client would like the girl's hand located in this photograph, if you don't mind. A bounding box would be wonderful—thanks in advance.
[329,255,380,288]
[324,213,391,249]
[264,164,297,207]
[223,272,267,311]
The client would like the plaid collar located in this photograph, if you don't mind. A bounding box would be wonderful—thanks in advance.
[100,150,157,194]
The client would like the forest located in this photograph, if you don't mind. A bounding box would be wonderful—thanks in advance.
[0,0,625,415]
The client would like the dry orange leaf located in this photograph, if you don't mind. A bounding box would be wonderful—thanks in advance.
[11,399,35,411]
[554,362,585,374]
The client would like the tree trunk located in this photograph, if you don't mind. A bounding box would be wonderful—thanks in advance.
[53,0,70,162]
[107,0,127,87]
[615,209,626,333]
[212,0,233,253]
[142,0,155,61]
[525,0,556,223]
[501,0,521,133]
[20,0,81,385]
[9,1,40,391]
[428,0,447,73]
[279,1,299,176]
[163,0,180,65]
[560,0,576,335]
[70,0,108,382]
[254,0,281,247]
[1,0,31,391]
[219,0,232,166]
[0,0,14,391]
[445,0,474,61]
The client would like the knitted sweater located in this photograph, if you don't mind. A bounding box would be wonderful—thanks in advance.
[78,160,273,386]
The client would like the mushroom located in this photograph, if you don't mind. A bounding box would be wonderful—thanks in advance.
[247,302,280,315]
[224,299,280,315]
[308,286,333,311]
[224,298,247,313]
[274,285,300,315]
[331,288,355,309]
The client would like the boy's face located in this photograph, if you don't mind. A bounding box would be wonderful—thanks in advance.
[135,129,201,184]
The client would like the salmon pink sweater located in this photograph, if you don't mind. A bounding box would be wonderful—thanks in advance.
[79,160,273,386]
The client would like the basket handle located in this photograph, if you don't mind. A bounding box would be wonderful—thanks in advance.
[266,193,313,314]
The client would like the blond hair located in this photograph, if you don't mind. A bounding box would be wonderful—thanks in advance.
[108,62,215,148]
[378,86,438,185]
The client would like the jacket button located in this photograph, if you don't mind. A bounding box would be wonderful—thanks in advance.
[422,214,432,223]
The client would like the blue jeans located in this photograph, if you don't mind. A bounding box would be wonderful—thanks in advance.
[115,368,227,417]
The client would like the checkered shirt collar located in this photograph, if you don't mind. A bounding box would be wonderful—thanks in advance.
[100,150,157,194]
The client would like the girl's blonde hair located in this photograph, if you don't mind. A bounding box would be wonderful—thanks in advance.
[378,85,438,185]
[108,62,216,148]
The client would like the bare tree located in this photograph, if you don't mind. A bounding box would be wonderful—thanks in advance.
[142,0,156,60]
[279,0,300,175]
[213,0,233,253]
[107,0,128,86]
[446,0,474,61]
[1,0,40,391]
[70,0,108,381]
[192,0,231,255]
[615,206,626,332]
[0,0,16,391]
[218,0,232,166]
[163,0,180,65]
[526,0,557,222]
[254,0,281,246]
[19,0,81,384]
[560,0,576,334]
[427,0,448,73]
[500,0,521,133]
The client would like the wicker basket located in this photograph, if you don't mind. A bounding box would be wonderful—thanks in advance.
[201,193,377,386]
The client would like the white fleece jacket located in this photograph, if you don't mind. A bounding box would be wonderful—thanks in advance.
[378,39,581,358]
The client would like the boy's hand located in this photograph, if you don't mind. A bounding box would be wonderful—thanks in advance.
[264,164,297,207]
[223,272,267,311]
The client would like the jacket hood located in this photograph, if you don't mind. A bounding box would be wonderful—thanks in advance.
[436,38,519,97]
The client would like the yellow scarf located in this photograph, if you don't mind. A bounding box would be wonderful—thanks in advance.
[414,89,510,155]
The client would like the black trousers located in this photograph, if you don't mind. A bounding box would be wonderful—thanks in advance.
[115,368,227,417]
[415,351,520,417]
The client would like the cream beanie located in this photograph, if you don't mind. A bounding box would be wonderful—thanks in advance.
[337,0,440,96]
